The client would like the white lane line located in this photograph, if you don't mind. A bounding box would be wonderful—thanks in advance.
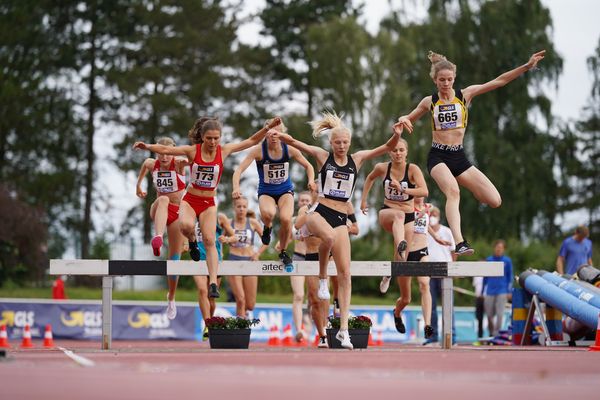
[58,347,96,367]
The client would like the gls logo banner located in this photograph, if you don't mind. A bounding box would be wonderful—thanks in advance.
[61,311,102,328]
[261,263,295,273]
[0,310,34,327]
[128,312,170,329]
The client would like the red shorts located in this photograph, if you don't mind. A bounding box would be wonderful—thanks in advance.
[183,192,216,217]
[167,203,179,226]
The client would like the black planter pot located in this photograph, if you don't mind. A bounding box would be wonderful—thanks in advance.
[208,328,251,349]
[326,328,370,349]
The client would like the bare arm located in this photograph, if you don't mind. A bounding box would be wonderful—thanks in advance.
[346,203,359,236]
[360,163,386,214]
[132,142,195,160]
[268,130,329,166]
[294,205,309,230]
[221,117,282,158]
[394,96,431,134]
[462,50,545,102]
[556,256,565,275]
[403,164,428,198]
[135,158,155,198]
[250,218,269,260]
[232,146,260,199]
[353,128,402,170]
[289,147,316,190]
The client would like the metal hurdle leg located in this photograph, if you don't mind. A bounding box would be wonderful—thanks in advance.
[441,277,454,349]
[102,276,113,350]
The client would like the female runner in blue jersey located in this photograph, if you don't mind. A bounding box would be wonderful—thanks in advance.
[232,119,315,267]
[394,50,545,256]
[269,112,403,350]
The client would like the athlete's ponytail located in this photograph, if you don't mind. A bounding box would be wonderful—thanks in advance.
[309,111,350,140]
[428,50,456,79]
[188,117,222,144]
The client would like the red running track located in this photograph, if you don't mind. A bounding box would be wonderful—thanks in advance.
[1,340,598,400]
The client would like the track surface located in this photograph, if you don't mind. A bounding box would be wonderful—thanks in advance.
[1,340,598,399]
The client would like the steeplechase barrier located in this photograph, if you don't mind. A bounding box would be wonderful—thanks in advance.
[50,259,502,350]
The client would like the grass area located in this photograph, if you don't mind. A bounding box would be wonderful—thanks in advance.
[0,286,400,306]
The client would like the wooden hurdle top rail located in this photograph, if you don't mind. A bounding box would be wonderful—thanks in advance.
[50,260,503,277]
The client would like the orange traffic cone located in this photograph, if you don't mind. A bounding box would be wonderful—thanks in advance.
[376,330,384,346]
[267,325,281,347]
[368,332,377,347]
[0,324,10,348]
[43,324,55,348]
[589,313,600,352]
[20,324,34,348]
[281,324,294,347]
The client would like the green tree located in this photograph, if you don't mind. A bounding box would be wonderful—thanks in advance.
[260,0,359,117]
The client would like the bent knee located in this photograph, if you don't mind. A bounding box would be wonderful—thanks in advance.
[292,294,304,303]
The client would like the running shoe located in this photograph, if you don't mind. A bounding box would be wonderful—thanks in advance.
[335,329,353,350]
[422,337,439,346]
[202,326,209,341]
[455,240,475,256]
[333,298,340,317]
[208,283,220,298]
[317,336,328,348]
[166,293,177,320]
[189,240,200,261]
[424,325,434,339]
[279,250,293,268]
[394,312,406,334]
[261,225,272,245]
[317,279,330,300]
[397,239,407,260]
[151,235,163,257]
[379,276,391,294]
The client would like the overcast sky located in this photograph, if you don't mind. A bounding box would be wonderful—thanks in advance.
[93,0,600,246]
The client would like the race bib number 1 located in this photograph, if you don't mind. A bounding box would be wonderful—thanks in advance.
[323,170,354,200]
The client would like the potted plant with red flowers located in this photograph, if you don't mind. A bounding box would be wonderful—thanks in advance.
[205,316,260,349]
[326,315,372,349]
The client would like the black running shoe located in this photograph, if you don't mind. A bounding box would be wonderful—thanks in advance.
[394,313,406,334]
[397,239,408,260]
[208,283,220,298]
[424,325,434,339]
[279,250,292,267]
[261,225,272,245]
[455,240,475,256]
[189,241,200,261]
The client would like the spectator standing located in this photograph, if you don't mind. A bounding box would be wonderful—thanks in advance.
[483,240,513,337]
[556,226,593,275]
[52,275,67,299]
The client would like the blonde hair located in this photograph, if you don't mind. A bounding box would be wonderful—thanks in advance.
[309,111,350,140]
[265,118,287,134]
[157,137,176,146]
[428,51,456,79]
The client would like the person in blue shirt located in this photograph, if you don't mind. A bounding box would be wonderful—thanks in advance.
[556,226,593,276]
[483,239,513,337]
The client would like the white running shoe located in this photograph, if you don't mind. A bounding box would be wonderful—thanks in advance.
[318,279,330,300]
[166,294,177,320]
[317,336,328,348]
[335,329,353,350]
[379,276,391,294]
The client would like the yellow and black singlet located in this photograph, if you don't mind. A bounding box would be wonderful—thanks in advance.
[430,89,468,131]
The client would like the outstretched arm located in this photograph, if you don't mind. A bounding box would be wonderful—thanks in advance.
[360,163,385,214]
[232,146,260,199]
[268,130,329,166]
[289,147,316,191]
[353,128,402,169]
[462,50,545,102]
[135,158,155,198]
[132,142,195,160]
[394,96,431,134]
[221,117,282,158]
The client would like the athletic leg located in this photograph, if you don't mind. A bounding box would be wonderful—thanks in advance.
[228,275,246,317]
[456,166,502,208]
[258,195,277,245]
[430,163,464,244]
[290,276,305,339]
[242,276,258,314]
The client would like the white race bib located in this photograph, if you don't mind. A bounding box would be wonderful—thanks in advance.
[414,211,429,234]
[323,170,354,200]
[263,162,289,184]
[191,164,220,189]
[153,170,178,193]
[384,180,409,201]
